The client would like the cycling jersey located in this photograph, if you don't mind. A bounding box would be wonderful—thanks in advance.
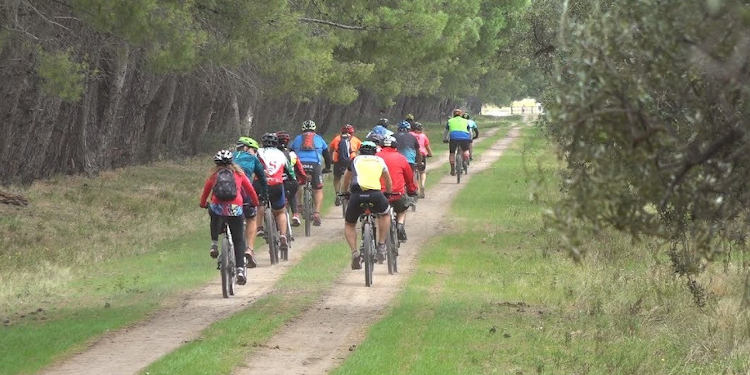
[377,148,417,201]
[290,131,328,164]
[411,131,430,156]
[393,131,420,164]
[200,169,258,216]
[257,147,290,186]
[467,119,478,139]
[446,116,471,141]
[330,134,362,163]
[348,154,388,191]
[233,150,268,187]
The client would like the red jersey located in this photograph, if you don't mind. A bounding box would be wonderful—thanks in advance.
[377,147,417,201]
[200,169,259,208]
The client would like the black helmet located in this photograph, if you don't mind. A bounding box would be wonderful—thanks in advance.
[376,118,390,128]
[366,132,384,146]
[413,122,423,131]
[261,132,278,147]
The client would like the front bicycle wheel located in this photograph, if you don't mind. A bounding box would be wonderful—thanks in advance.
[304,186,313,237]
[220,235,232,298]
[363,221,375,287]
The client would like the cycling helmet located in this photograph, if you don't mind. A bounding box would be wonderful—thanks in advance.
[398,120,411,131]
[452,108,464,117]
[462,112,470,119]
[276,131,291,146]
[359,141,378,155]
[237,136,259,149]
[261,132,278,147]
[302,120,316,131]
[366,132,384,146]
[413,122,423,131]
[405,113,415,121]
[382,135,398,148]
[213,149,233,165]
[376,118,390,128]
[341,124,355,134]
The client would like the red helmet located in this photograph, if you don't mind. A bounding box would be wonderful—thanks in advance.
[276,131,291,146]
[341,124,355,134]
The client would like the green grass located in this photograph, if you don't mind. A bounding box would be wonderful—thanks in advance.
[332,126,750,374]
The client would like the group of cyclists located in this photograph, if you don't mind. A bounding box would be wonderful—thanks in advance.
[198,109,478,283]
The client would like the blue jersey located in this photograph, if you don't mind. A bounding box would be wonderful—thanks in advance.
[394,131,419,164]
[233,151,267,188]
[290,131,328,164]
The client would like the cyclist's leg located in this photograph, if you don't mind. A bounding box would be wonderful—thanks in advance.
[309,163,324,223]
[344,192,363,266]
[270,185,287,236]
[253,181,266,234]
[463,140,471,161]
[285,180,299,214]
[208,209,222,257]
[333,162,345,204]
[391,195,410,240]
[371,192,391,245]
[420,156,427,190]
[226,215,246,268]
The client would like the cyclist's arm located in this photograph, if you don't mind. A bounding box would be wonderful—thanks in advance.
[404,162,418,194]
[253,158,268,189]
[199,175,216,206]
[442,124,449,142]
[321,148,332,170]
[472,126,479,139]
[294,158,307,184]
[381,168,393,193]
[425,143,433,157]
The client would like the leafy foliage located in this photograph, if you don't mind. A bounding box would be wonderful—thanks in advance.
[36,48,87,102]
[532,0,750,273]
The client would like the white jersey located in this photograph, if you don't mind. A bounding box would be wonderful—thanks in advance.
[257,147,288,185]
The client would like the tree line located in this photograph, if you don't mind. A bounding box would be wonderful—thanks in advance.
[0,0,529,184]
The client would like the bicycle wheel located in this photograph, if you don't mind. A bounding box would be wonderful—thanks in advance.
[220,234,232,298]
[304,186,313,237]
[362,221,375,287]
[265,208,279,265]
[387,218,398,275]
[455,148,463,184]
[283,210,291,261]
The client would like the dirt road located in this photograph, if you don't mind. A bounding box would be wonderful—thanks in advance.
[39,126,518,375]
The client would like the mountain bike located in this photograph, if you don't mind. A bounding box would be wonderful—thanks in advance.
[339,192,397,287]
[455,144,468,184]
[282,207,292,261]
[302,166,315,237]
[263,200,280,265]
[218,219,237,298]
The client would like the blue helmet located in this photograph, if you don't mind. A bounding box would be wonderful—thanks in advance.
[398,120,411,131]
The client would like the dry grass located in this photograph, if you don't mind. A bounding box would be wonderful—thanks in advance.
[0,156,211,315]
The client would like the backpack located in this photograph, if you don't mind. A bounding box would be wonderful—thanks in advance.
[212,168,237,201]
[338,135,352,162]
[300,132,317,151]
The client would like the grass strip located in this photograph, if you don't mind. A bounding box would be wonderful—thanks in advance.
[332,126,750,374]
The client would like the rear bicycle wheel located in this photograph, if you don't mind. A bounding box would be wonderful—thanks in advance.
[304,186,313,237]
[220,235,232,298]
[455,149,462,184]
[387,219,398,274]
[265,208,279,264]
[363,222,375,287]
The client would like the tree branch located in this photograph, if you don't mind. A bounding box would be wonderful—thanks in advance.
[299,17,367,31]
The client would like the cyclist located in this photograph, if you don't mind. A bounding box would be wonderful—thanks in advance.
[233,137,267,268]
[442,108,471,176]
[199,150,259,285]
[462,112,480,160]
[404,113,415,126]
[366,118,394,139]
[330,124,362,206]
[290,120,332,226]
[410,122,432,198]
[277,131,307,226]
[394,120,422,171]
[256,133,293,254]
[341,141,393,269]
[377,135,418,241]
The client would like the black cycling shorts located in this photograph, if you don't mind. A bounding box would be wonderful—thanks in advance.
[333,161,350,178]
[449,139,472,154]
[302,162,323,190]
[267,184,286,211]
[344,190,390,224]
[390,195,413,214]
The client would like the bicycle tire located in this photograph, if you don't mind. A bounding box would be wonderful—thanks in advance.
[283,210,291,261]
[265,208,279,265]
[228,237,236,296]
[304,186,313,237]
[455,148,463,184]
[220,235,232,298]
[363,221,375,287]
[387,218,398,275]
